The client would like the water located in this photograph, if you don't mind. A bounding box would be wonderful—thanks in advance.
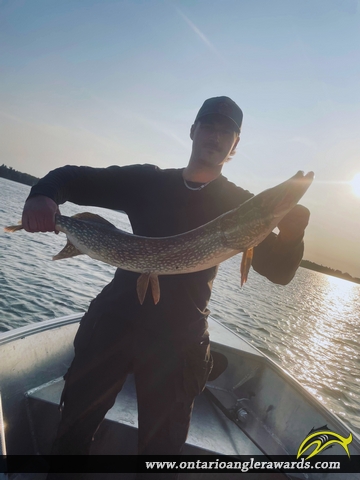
[1,177,359,438]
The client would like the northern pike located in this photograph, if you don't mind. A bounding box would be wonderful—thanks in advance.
[5,170,314,304]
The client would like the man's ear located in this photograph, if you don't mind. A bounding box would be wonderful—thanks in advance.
[230,135,240,156]
[190,123,196,140]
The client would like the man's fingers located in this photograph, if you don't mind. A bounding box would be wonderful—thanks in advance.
[277,204,311,244]
[292,205,310,229]
[38,212,59,232]
[278,205,310,230]
[21,195,59,233]
[291,204,310,219]
[22,213,38,233]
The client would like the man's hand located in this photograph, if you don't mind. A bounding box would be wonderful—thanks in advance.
[22,195,60,233]
[277,204,310,245]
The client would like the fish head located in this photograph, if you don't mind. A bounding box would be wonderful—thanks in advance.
[223,171,314,251]
[253,171,314,220]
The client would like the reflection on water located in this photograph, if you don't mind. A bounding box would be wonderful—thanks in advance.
[1,177,360,437]
[321,274,360,319]
[211,258,360,435]
[301,275,360,428]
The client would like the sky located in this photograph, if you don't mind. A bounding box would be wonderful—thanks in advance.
[1,0,360,276]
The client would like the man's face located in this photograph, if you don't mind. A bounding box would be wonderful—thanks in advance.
[190,114,240,168]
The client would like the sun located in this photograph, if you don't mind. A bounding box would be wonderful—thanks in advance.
[350,173,360,197]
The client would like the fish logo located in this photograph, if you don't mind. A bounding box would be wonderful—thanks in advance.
[297,425,353,460]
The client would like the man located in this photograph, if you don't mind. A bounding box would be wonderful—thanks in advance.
[22,97,309,462]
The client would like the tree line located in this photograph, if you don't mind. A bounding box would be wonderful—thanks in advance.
[300,259,360,284]
[0,164,39,187]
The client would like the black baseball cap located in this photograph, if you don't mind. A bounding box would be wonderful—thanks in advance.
[194,96,243,133]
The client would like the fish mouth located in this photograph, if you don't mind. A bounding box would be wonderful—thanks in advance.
[262,171,314,217]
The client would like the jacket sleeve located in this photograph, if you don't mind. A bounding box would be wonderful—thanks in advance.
[28,164,157,213]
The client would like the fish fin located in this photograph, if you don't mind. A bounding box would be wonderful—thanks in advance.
[240,247,254,286]
[53,239,84,261]
[4,222,23,233]
[149,274,160,305]
[71,212,116,228]
[137,273,150,305]
[137,274,160,305]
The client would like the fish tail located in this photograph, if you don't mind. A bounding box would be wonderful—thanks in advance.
[4,223,24,233]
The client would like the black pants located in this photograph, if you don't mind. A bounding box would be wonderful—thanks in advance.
[50,281,212,462]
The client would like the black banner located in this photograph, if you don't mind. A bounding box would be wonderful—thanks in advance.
[1,455,360,474]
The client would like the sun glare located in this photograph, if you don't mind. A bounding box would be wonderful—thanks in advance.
[350,173,360,197]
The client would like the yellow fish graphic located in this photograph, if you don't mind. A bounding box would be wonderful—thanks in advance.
[297,425,353,460]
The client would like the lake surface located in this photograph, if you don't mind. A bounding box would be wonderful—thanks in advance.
[1,177,359,438]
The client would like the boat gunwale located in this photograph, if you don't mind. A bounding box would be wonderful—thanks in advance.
[0,313,83,346]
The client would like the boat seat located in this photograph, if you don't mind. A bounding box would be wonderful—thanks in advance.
[25,374,264,457]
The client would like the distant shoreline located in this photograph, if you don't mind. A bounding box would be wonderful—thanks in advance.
[300,260,360,285]
[1,164,359,284]
[0,164,39,187]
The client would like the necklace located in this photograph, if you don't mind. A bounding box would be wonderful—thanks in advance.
[183,177,213,191]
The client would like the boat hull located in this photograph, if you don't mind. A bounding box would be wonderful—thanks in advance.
[0,315,359,479]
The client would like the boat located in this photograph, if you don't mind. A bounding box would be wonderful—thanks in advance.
[0,313,359,479]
